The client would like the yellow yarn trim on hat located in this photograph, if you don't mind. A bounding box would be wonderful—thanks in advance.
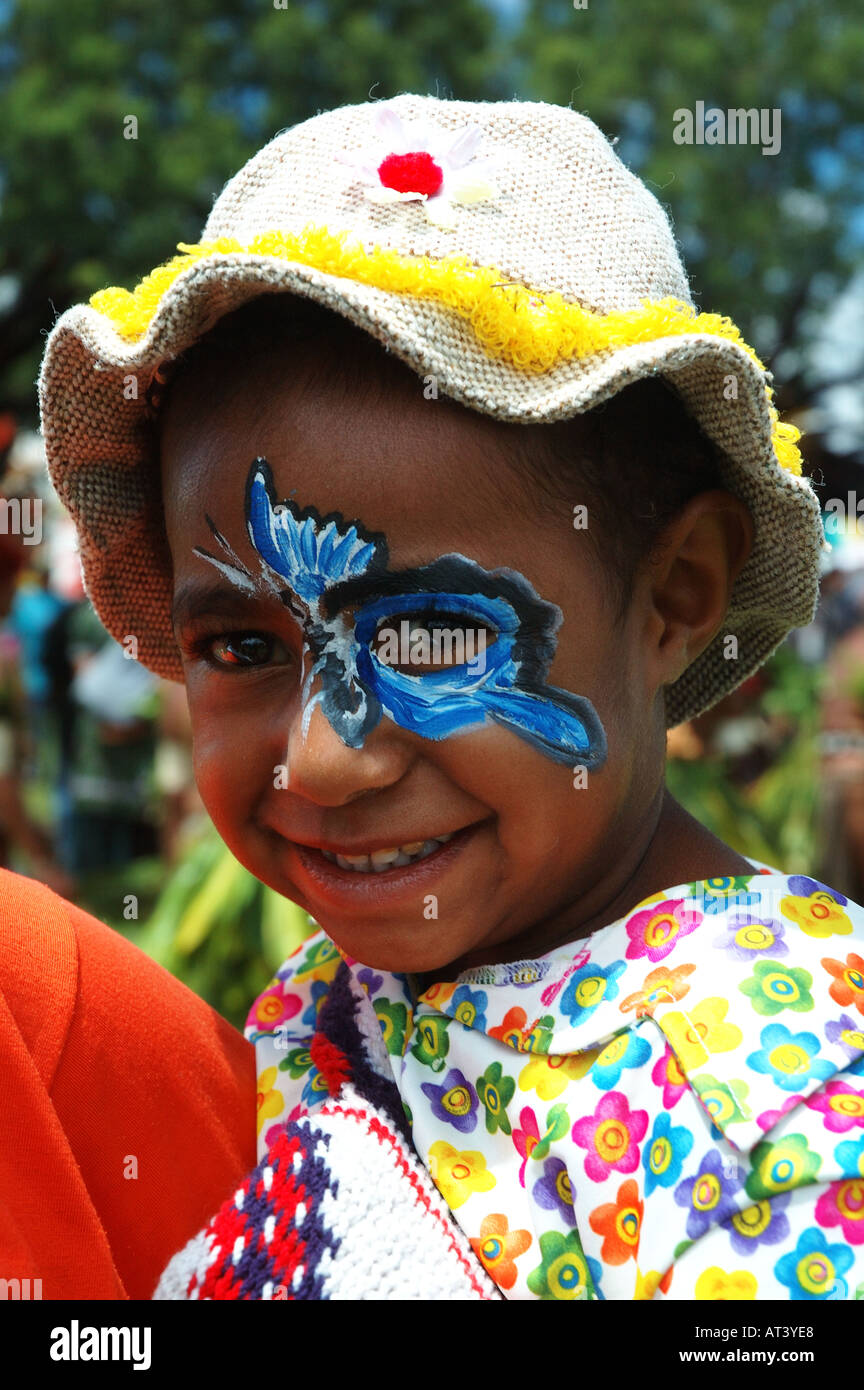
[89,225,802,475]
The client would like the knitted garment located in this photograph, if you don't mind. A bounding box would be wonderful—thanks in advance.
[154,965,501,1300]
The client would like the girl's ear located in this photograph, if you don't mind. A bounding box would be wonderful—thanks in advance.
[640,489,754,689]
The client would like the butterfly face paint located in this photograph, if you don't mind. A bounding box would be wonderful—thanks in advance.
[192,458,607,769]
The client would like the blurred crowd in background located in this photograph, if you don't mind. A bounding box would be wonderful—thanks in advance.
[0,420,207,901]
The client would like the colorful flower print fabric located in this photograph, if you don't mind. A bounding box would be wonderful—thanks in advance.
[246,871,864,1300]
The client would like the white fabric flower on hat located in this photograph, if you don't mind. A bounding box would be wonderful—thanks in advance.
[335,104,500,230]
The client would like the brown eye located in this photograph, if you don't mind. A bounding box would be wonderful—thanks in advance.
[206,632,291,668]
[372,613,495,674]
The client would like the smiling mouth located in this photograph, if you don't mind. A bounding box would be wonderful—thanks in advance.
[319,833,455,873]
[289,822,484,902]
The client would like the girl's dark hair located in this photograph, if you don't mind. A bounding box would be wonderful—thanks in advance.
[157,292,728,620]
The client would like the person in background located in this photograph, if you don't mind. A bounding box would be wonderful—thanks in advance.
[815,537,864,903]
[0,530,72,893]
[6,555,65,781]
[49,599,162,878]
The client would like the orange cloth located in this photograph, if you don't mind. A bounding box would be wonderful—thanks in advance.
[0,867,257,1299]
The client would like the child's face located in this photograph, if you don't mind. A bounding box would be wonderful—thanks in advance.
[160,335,668,975]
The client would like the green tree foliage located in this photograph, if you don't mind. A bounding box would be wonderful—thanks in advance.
[513,0,864,409]
[667,646,823,871]
[3,1,861,416]
[0,0,508,410]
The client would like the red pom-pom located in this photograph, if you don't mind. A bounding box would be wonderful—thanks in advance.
[377,151,443,197]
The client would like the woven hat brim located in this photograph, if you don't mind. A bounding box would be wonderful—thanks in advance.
[39,253,825,728]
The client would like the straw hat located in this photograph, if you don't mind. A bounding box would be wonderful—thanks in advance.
[38,93,826,727]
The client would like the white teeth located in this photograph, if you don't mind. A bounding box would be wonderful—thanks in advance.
[321,832,454,872]
[369,847,401,870]
[336,852,370,870]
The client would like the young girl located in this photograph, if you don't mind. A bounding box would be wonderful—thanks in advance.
[39,94,864,1300]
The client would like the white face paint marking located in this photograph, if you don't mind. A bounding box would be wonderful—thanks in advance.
[299,621,321,744]
[194,523,374,754]
[298,605,371,744]
[215,523,282,596]
[195,551,259,596]
[196,537,296,608]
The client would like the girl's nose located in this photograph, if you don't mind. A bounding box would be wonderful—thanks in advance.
[279,687,413,807]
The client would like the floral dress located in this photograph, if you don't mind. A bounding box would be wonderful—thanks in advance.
[246,869,864,1301]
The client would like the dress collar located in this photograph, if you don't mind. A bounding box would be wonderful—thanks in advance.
[342,868,864,1152]
[350,871,772,1048]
